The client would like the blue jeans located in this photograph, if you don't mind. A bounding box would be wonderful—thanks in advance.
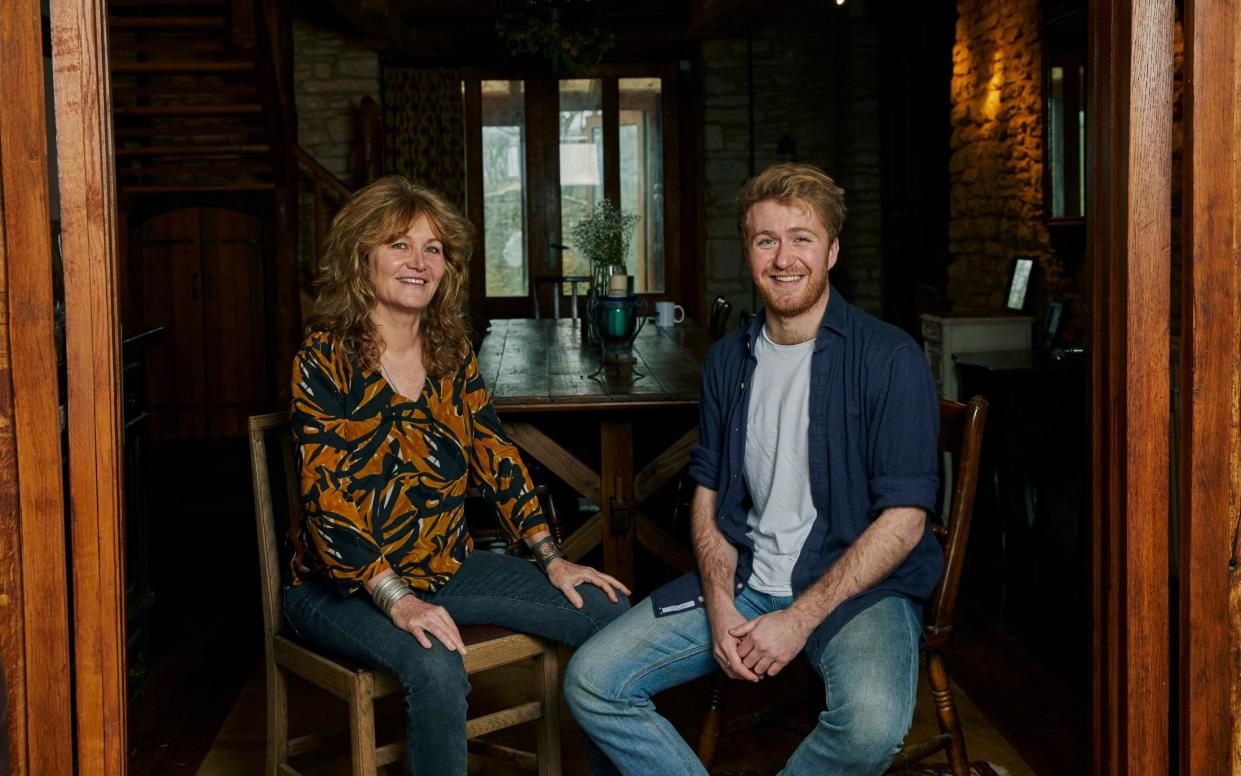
[283,550,630,776]
[564,589,921,776]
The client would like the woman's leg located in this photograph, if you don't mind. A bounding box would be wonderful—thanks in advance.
[283,578,471,775]
[428,549,630,646]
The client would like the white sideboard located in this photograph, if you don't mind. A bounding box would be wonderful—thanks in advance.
[919,314,1034,401]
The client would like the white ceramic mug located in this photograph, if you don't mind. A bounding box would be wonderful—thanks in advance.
[655,301,685,327]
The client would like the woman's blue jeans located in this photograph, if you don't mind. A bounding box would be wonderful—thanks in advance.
[283,549,630,775]
[564,589,921,776]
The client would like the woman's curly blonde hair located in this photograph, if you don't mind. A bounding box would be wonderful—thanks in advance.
[310,176,472,378]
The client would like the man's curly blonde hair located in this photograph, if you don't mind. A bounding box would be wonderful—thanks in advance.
[309,175,472,378]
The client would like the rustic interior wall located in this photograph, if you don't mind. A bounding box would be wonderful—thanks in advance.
[292,17,380,184]
[698,0,884,320]
[947,0,1064,314]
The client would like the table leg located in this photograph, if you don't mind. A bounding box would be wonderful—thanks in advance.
[600,419,635,589]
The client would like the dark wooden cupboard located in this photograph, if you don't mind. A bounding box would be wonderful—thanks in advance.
[138,207,272,438]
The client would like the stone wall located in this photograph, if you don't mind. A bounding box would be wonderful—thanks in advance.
[291,17,380,302]
[698,0,884,319]
[292,17,380,184]
[947,0,1063,313]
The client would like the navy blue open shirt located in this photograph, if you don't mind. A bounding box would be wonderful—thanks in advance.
[666,288,943,647]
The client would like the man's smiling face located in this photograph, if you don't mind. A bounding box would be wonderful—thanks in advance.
[745,198,838,321]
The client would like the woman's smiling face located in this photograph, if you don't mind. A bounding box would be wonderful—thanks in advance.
[367,213,445,322]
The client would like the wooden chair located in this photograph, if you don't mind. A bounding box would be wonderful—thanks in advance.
[708,296,733,339]
[531,275,592,322]
[248,412,563,776]
[696,396,988,776]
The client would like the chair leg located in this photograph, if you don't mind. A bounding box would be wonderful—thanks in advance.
[536,645,562,776]
[347,674,379,776]
[696,672,728,769]
[927,651,969,776]
[267,661,289,776]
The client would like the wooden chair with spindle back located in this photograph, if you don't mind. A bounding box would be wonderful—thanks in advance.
[708,296,733,339]
[696,396,988,776]
[248,411,563,776]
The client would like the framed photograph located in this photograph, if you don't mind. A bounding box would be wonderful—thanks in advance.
[1005,256,1036,311]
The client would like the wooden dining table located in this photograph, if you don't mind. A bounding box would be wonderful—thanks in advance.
[477,317,712,588]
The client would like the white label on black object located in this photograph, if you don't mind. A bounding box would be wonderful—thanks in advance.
[658,600,697,615]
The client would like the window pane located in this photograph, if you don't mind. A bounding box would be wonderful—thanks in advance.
[482,80,527,298]
[1048,66,1066,218]
[620,77,664,293]
[559,79,603,281]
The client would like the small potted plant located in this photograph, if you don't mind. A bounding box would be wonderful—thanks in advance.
[571,199,638,299]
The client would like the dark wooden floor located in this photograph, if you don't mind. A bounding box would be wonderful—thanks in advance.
[128,437,262,776]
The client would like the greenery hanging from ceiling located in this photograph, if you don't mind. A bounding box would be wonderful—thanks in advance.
[495,0,615,74]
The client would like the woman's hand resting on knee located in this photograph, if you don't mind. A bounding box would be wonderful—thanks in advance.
[545,559,631,609]
[389,595,469,656]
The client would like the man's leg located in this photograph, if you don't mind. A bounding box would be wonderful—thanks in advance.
[563,596,727,776]
[779,595,921,776]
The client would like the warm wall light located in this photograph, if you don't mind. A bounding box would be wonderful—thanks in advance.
[835,0,846,5]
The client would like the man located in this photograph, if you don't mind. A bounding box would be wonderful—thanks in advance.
[564,163,943,775]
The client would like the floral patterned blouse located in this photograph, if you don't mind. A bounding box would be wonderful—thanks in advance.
[288,329,546,594]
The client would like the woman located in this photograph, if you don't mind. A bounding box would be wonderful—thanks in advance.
[283,175,630,775]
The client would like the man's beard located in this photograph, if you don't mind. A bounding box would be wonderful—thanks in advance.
[756,269,830,317]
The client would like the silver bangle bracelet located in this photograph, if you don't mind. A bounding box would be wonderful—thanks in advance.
[370,574,412,617]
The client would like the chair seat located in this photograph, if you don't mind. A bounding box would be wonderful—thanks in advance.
[274,626,550,699]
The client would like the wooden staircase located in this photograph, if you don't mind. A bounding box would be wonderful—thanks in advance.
[109,0,276,193]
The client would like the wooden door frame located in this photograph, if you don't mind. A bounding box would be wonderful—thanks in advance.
[0,1,75,773]
[1089,0,1172,771]
[1180,0,1238,772]
[50,0,130,772]
[2,1,1237,774]
[1090,0,1240,771]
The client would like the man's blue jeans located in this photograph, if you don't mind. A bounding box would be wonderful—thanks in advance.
[564,588,921,776]
[283,549,630,776]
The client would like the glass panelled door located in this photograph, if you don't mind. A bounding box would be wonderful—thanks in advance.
[465,67,677,319]
[480,80,528,299]
[558,79,603,282]
[619,77,664,293]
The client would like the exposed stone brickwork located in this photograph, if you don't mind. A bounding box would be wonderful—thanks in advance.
[698,0,883,319]
[292,17,380,184]
[947,0,1063,313]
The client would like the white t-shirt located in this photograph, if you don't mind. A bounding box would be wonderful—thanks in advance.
[743,325,817,596]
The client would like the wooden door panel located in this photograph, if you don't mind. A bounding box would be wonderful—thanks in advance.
[139,208,205,437]
[200,208,268,437]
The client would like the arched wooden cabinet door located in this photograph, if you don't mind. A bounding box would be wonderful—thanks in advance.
[138,206,271,439]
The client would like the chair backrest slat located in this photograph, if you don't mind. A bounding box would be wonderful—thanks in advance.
[925,396,988,635]
[249,411,295,643]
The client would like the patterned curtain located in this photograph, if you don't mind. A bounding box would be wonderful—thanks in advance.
[381,67,466,209]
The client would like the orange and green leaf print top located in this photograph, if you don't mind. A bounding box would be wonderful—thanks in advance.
[288,329,547,594]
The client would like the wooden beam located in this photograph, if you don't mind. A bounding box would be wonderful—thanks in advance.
[1089,0,1173,772]
[1180,0,1237,770]
[635,426,698,504]
[635,513,695,574]
[505,422,603,507]
[50,0,128,773]
[561,513,603,563]
[0,0,75,773]
[600,420,635,589]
